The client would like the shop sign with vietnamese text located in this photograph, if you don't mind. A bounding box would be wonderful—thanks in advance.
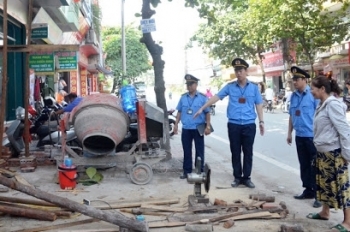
[29,52,54,74]
[55,51,77,71]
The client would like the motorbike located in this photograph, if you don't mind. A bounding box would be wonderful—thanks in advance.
[265,99,274,113]
[210,104,216,115]
[167,109,176,136]
[6,98,77,156]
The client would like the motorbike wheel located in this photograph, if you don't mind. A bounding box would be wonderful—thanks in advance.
[210,107,215,116]
[168,119,175,137]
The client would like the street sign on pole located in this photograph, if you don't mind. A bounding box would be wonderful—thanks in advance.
[140,18,156,34]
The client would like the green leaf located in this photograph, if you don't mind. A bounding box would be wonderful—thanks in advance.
[92,172,103,183]
[86,167,97,179]
[134,13,142,17]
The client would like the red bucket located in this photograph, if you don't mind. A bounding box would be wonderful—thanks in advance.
[58,165,77,190]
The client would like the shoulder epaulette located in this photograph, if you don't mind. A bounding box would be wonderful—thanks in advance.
[198,92,206,97]
[181,92,187,96]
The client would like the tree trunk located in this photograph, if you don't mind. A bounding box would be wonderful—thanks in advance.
[141,0,171,160]
[256,53,266,84]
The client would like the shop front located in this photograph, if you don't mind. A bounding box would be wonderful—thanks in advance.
[325,55,350,89]
[262,51,286,93]
[0,15,26,120]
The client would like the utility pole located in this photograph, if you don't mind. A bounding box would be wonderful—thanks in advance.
[121,0,126,75]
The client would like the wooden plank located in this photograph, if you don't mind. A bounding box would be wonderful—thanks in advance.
[248,201,266,208]
[120,208,170,216]
[0,168,15,177]
[15,175,33,187]
[221,211,272,221]
[112,198,180,206]
[12,218,99,232]
[0,44,80,52]
[93,198,180,210]
[139,205,186,213]
[149,221,187,228]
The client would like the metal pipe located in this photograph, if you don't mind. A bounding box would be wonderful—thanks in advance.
[24,0,33,157]
[121,0,126,75]
[0,0,8,157]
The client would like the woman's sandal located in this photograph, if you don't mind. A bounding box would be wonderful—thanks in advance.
[331,224,350,232]
[306,213,328,220]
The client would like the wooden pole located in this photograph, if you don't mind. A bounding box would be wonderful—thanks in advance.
[0,175,149,232]
[0,0,8,156]
[24,0,33,156]
[0,195,57,207]
[0,204,57,221]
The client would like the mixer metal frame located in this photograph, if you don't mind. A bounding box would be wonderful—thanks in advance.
[58,98,166,185]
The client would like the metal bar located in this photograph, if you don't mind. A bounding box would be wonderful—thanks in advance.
[136,100,147,144]
[0,45,80,52]
[0,0,8,157]
[24,0,34,157]
[121,0,126,74]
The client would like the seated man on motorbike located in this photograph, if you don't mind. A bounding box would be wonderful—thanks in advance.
[55,92,83,115]
[264,85,274,102]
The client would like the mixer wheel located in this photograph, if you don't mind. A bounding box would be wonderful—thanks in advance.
[129,162,153,185]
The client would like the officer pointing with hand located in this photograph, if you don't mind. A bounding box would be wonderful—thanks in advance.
[194,58,264,188]
[174,74,211,179]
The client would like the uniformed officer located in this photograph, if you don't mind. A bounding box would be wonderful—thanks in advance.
[287,66,321,208]
[194,58,264,188]
[174,74,211,179]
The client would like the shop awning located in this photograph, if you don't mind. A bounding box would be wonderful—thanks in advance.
[87,64,114,75]
[96,65,114,75]
[329,54,345,60]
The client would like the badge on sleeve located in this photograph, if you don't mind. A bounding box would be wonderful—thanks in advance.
[295,110,301,116]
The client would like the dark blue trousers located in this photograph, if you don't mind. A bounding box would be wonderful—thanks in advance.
[228,123,256,181]
[181,129,204,174]
[295,136,317,194]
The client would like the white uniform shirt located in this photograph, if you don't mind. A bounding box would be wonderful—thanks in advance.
[265,88,274,101]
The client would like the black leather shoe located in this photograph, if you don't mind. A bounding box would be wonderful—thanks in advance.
[231,179,241,187]
[313,200,322,208]
[244,180,255,188]
[179,173,188,179]
[294,192,314,199]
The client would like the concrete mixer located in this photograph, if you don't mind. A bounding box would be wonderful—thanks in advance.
[58,93,166,185]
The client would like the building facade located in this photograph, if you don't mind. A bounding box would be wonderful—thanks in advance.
[0,0,106,120]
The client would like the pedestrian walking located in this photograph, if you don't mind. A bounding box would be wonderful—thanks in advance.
[286,66,321,208]
[194,58,264,188]
[306,75,350,232]
[174,74,211,179]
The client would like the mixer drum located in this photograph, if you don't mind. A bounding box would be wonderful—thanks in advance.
[70,94,130,156]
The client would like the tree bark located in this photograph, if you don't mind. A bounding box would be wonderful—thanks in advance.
[141,0,171,159]
[0,175,149,232]
[256,53,266,84]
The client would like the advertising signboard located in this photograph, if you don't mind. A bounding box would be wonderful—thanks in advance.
[29,52,55,74]
[55,51,78,71]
